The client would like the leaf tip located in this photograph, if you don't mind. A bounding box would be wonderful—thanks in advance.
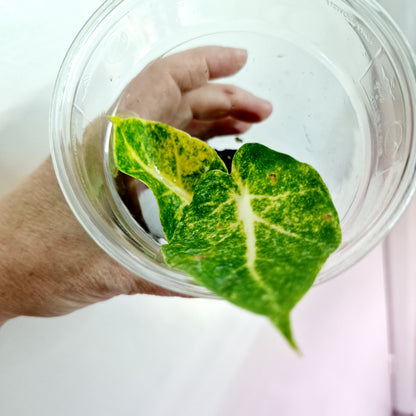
[108,115,121,125]
[271,313,301,353]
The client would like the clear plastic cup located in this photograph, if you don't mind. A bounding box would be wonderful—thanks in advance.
[50,0,416,294]
[50,0,416,413]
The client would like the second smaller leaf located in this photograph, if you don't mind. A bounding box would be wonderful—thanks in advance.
[110,116,227,241]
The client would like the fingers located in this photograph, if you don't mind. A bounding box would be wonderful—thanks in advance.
[186,82,273,123]
[182,80,273,140]
[165,46,248,92]
[185,117,253,141]
[118,45,272,138]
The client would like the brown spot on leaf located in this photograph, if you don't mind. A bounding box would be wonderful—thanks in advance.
[268,173,277,185]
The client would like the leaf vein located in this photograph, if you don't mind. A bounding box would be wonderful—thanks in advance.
[121,131,192,203]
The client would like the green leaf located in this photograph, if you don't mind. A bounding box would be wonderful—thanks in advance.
[162,143,342,349]
[110,116,227,241]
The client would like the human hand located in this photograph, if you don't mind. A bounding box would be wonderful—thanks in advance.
[117,46,272,139]
[0,46,272,324]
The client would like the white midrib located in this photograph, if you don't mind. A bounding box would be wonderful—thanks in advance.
[237,186,259,276]
[122,132,192,204]
[236,185,281,311]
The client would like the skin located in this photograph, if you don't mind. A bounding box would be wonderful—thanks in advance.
[0,46,272,326]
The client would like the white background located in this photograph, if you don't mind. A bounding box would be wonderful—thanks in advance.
[0,1,415,415]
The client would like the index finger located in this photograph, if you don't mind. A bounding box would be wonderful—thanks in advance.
[163,46,248,92]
